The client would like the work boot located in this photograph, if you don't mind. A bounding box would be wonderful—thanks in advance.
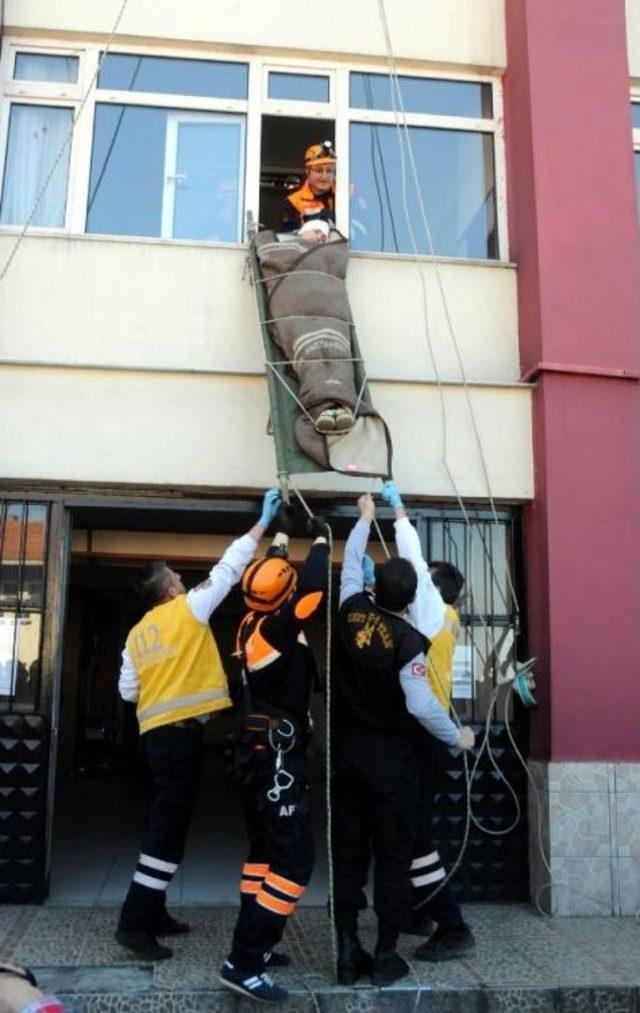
[155,911,190,936]
[115,928,173,961]
[371,948,409,986]
[413,923,475,962]
[337,929,374,985]
[401,910,434,937]
[219,960,289,1003]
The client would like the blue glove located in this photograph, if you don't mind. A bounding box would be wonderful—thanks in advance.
[259,488,282,528]
[381,480,403,511]
[362,554,376,587]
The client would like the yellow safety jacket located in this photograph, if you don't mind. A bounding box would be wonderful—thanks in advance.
[427,605,459,709]
[127,595,231,735]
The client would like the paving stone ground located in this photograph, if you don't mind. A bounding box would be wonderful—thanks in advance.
[1,904,640,1011]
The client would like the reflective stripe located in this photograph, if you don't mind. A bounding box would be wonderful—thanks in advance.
[139,853,178,874]
[412,867,446,888]
[264,871,305,899]
[240,880,262,894]
[256,890,295,916]
[134,871,169,891]
[243,863,269,877]
[247,649,281,672]
[411,851,439,871]
[137,688,229,723]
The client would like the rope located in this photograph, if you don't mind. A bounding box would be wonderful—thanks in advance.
[289,482,339,976]
[0,0,130,286]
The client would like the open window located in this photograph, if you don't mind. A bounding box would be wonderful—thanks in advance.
[259,115,335,232]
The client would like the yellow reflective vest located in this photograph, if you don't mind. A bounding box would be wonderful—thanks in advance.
[127,595,231,735]
[427,605,459,709]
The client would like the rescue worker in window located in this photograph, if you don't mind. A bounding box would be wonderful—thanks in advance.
[332,493,475,988]
[382,479,476,961]
[219,503,330,1004]
[280,141,336,232]
[115,488,282,961]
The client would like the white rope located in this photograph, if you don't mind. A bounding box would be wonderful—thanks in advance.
[0,0,130,286]
[289,482,339,975]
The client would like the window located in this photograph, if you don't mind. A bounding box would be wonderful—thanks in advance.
[98,53,248,99]
[348,72,500,259]
[14,52,79,83]
[87,105,245,241]
[0,104,72,226]
[268,71,330,103]
[0,502,48,714]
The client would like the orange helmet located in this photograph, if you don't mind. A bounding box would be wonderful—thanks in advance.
[304,140,337,168]
[242,556,298,612]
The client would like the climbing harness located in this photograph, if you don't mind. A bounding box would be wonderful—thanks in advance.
[266,722,296,803]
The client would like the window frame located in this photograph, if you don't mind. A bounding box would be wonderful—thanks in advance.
[0,38,509,261]
[632,93,640,216]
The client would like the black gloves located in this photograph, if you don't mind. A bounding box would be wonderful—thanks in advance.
[306,514,330,539]
[272,503,295,535]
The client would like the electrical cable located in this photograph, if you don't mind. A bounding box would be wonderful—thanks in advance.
[0,0,130,286]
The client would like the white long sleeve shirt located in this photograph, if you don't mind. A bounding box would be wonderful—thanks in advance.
[394,516,446,641]
[118,532,258,704]
[339,516,459,747]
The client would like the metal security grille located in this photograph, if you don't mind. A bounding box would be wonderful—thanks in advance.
[421,508,528,901]
[0,500,51,902]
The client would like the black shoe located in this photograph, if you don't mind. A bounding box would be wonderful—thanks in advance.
[372,948,409,986]
[401,911,434,937]
[337,930,374,985]
[115,929,173,961]
[155,912,190,936]
[413,923,475,962]
[264,950,291,968]
[219,961,289,1003]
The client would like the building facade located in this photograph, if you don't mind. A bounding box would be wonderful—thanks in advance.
[0,0,638,914]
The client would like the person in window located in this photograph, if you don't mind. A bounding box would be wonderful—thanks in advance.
[332,493,475,987]
[298,217,331,245]
[219,503,329,1004]
[381,479,476,961]
[280,141,336,232]
[114,489,282,962]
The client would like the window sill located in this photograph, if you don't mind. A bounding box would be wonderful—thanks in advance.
[0,226,517,268]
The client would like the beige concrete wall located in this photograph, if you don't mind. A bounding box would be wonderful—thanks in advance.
[628,0,640,79]
[0,235,520,384]
[0,364,533,499]
[5,0,506,71]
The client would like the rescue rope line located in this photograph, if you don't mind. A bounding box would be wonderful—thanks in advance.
[0,0,130,286]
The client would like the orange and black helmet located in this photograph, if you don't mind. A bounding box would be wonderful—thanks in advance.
[304,140,337,168]
[242,556,298,612]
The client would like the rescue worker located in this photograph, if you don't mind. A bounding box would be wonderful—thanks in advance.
[332,493,475,987]
[382,479,476,961]
[219,503,330,1003]
[115,488,282,961]
[280,141,336,232]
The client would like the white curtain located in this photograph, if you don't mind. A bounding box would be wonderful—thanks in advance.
[0,104,73,227]
[15,53,78,83]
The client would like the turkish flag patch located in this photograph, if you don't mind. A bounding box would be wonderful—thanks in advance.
[411,661,426,678]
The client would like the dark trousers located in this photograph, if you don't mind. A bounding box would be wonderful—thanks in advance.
[332,728,421,934]
[119,722,203,933]
[412,735,464,929]
[230,746,314,974]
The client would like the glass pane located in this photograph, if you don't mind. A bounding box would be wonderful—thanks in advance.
[268,72,330,103]
[98,53,248,99]
[0,104,72,227]
[350,72,492,118]
[87,104,245,241]
[172,117,244,242]
[15,52,79,83]
[0,503,47,712]
[632,103,640,130]
[349,121,497,259]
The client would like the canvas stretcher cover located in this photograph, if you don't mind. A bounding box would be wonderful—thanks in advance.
[250,230,393,479]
